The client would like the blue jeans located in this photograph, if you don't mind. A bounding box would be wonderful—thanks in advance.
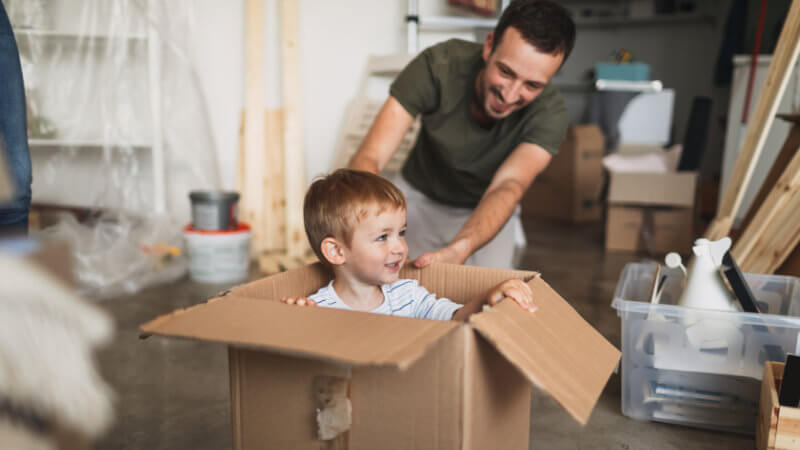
[0,1,31,235]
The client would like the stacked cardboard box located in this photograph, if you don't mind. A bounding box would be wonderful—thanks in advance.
[141,263,620,450]
[605,171,697,254]
[521,125,605,222]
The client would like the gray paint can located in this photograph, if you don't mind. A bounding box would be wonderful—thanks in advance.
[189,191,241,230]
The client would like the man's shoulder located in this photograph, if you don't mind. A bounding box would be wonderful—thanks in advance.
[423,39,482,74]
[426,39,482,58]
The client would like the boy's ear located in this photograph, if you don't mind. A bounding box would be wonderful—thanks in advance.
[320,237,346,266]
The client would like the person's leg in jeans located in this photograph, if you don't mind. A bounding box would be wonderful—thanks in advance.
[0,2,31,236]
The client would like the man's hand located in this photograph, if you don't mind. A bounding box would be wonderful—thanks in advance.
[412,240,471,268]
[417,143,552,268]
[487,279,535,312]
[280,296,317,307]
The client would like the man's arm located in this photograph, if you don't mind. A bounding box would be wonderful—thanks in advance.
[348,96,415,174]
[413,142,553,267]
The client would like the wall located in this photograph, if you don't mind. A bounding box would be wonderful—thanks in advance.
[192,0,463,190]
[191,0,731,192]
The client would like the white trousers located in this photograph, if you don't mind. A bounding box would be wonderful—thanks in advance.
[391,174,518,269]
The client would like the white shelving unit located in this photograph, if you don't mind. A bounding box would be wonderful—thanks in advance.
[27,138,152,149]
[404,0,716,53]
[12,0,165,213]
[13,28,147,40]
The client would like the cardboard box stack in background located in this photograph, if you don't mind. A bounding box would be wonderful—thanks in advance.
[599,88,698,255]
[606,171,697,254]
[521,125,605,222]
[141,263,620,450]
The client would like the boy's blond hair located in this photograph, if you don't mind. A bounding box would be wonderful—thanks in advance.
[304,169,406,265]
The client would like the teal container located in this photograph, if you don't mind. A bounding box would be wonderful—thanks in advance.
[595,62,650,81]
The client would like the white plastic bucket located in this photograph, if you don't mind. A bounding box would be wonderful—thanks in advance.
[183,223,251,283]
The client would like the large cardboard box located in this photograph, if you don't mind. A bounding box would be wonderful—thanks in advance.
[521,125,605,222]
[141,263,620,450]
[606,171,697,254]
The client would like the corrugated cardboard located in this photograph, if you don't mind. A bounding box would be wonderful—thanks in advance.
[606,171,697,254]
[605,206,694,254]
[607,172,697,208]
[521,125,605,222]
[141,263,620,449]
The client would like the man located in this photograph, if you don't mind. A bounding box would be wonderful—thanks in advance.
[349,0,575,269]
[0,1,32,236]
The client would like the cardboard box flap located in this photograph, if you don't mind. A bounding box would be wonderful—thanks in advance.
[227,262,538,307]
[141,295,460,370]
[608,171,697,207]
[469,277,620,425]
[229,263,331,300]
[404,263,539,305]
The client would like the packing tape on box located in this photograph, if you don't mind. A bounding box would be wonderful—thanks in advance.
[314,375,351,445]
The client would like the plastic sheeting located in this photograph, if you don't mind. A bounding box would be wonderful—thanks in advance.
[6,0,220,298]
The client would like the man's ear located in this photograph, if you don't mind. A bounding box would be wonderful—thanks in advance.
[321,237,346,266]
[482,31,494,62]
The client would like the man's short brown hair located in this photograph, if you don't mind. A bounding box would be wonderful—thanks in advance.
[493,0,575,61]
[304,169,406,265]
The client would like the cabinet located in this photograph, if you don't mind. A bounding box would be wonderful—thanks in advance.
[8,0,165,213]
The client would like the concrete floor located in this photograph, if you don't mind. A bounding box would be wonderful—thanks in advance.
[94,218,755,449]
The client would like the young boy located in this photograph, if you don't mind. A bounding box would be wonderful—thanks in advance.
[281,169,535,321]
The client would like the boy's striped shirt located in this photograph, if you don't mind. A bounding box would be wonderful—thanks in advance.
[308,279,461,321]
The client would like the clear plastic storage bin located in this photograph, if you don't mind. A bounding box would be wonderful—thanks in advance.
[611,262,800,434]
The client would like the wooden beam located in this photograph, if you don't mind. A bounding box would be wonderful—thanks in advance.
[732,142,800,273]
[241,0,267,256]
[263,109,286,250]
[739,114,800,232]
[280,0,307,257]
[706,0,800,240]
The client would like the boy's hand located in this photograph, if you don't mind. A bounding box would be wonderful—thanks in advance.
[280,296,317,307]
[487,279,535,312]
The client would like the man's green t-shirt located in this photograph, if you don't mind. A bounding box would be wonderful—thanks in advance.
[390,39,568,209]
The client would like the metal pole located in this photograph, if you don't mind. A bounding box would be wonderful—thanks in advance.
[407,0,418,54]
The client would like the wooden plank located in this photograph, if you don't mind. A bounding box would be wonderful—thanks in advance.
[736,190,800,273]
[732,144,800,273]
[236,110,245,196]
[264,109,286,250]
[241,0,267,256]
[706,0,800,240]
[760,362,781,450]
[739,115,800,232]
[258,250,318,275]
[779,245,800,277]
[776,406,800,449]
[280,0,307,258]
[258,251,282,275]
[746,195,800,274]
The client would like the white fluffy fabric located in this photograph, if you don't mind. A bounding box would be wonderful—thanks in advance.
[0,254,115,439]
[0,419,56,450]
